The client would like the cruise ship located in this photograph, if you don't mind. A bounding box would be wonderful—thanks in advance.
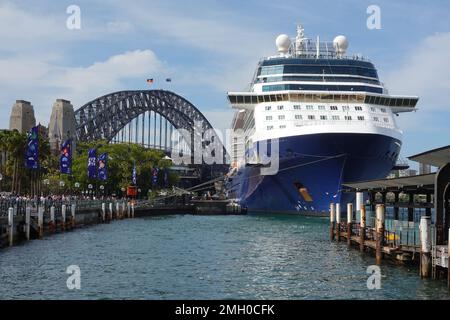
[225,25,418,215]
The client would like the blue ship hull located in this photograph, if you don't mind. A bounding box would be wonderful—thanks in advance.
[227,133,400,215]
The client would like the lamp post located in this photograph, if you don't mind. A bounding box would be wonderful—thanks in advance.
[59,180,65,196]
[100,185,105,198]
[74,182,80,198]
[43,179,50,196]
[88,184,93,199]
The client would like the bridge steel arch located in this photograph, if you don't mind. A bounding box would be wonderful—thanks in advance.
[74,90,227,163]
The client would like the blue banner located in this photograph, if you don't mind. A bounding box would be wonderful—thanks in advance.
[152,167,159,186]
[98,153,108,181]
[60,140,72,174]
[87,148,97,179]
[25,126,39,170]
[132,163,137,185]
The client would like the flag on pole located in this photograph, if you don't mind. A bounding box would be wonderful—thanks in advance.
[25,126,39,170]
[87,148,97,179]
[98,153,108,181]
[146,78,154,85]
[60,139,72,174]
[132,163,137,185]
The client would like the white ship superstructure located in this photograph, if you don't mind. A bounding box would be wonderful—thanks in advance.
[226,25,418,214]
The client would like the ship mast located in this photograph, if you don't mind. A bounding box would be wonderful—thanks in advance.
[295,24,307,55]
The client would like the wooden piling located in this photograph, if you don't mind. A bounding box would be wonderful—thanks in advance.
[127,202,131,218]
[336,203,341,242]
[25,207,31,240]
[360,205,366,252]
[8,207,14,247]
[116,202,120,219]
[131,203,135,218]
[419,216,432,278]
[375,204,385,265]
[38,206,44,238]
[330,203,336,241]
[347,203,353,247]
[122,202,126,219]
[61,205,66,231]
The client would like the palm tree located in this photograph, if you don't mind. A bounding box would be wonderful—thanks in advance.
[0,130,8,192]
[3,130,27,194]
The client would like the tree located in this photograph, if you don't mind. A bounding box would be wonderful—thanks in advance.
[60,141,177,196]
[0,129,50,195]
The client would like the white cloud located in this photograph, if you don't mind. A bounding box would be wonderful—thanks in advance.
[49,50,165,97]
[384,32,450,110]
[0,2,61,42]
[0,50,165,128]
[120,2,274,59]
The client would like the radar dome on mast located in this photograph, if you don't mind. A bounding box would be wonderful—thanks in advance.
[333,35,349,56]
[276,34,291,54]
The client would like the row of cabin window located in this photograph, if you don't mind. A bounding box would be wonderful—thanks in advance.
[264,105,387,113]
[265,115,390,124]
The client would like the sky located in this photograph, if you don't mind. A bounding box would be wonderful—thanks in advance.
[0,0,449,167]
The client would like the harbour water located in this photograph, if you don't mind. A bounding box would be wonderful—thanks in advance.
[0,214,449,300]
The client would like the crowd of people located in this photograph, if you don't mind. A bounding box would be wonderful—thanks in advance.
[0,192,126,214]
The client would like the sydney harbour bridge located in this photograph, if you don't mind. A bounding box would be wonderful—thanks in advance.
[74,90,228,165]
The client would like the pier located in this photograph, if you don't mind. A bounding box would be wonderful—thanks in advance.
[332,145,450,289]
[0,193,245,249]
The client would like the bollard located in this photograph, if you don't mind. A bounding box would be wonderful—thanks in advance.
[347,203,353,247]
[71,204,76,228]
[127,203,131,218]
[131,203,135,218]
[25,207,31,241]
[375,204,385,265]
[419,216,432,278]
[336,203,341,242]
[50,206,55,233]
[116,202,120,219]
[360,205,366,252]
[355,192,363,219]
[38,206,44,238]
[109,203,113,221]
[50,206,55,223]
[330,203,336,241]
[448,228,450,291]
[61,205,66,231]
[8,207,14,247]
[102,203,106,222]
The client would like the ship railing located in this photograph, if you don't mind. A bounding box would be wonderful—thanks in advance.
[292,119,396,130]
[263,51,371,63]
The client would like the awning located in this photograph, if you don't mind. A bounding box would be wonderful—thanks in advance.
[343,173,435,192]
[408,145,450,168]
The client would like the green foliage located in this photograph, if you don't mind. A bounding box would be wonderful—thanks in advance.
[0,129,50,194]
[0,131,178,195]
[62,141,177,195]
